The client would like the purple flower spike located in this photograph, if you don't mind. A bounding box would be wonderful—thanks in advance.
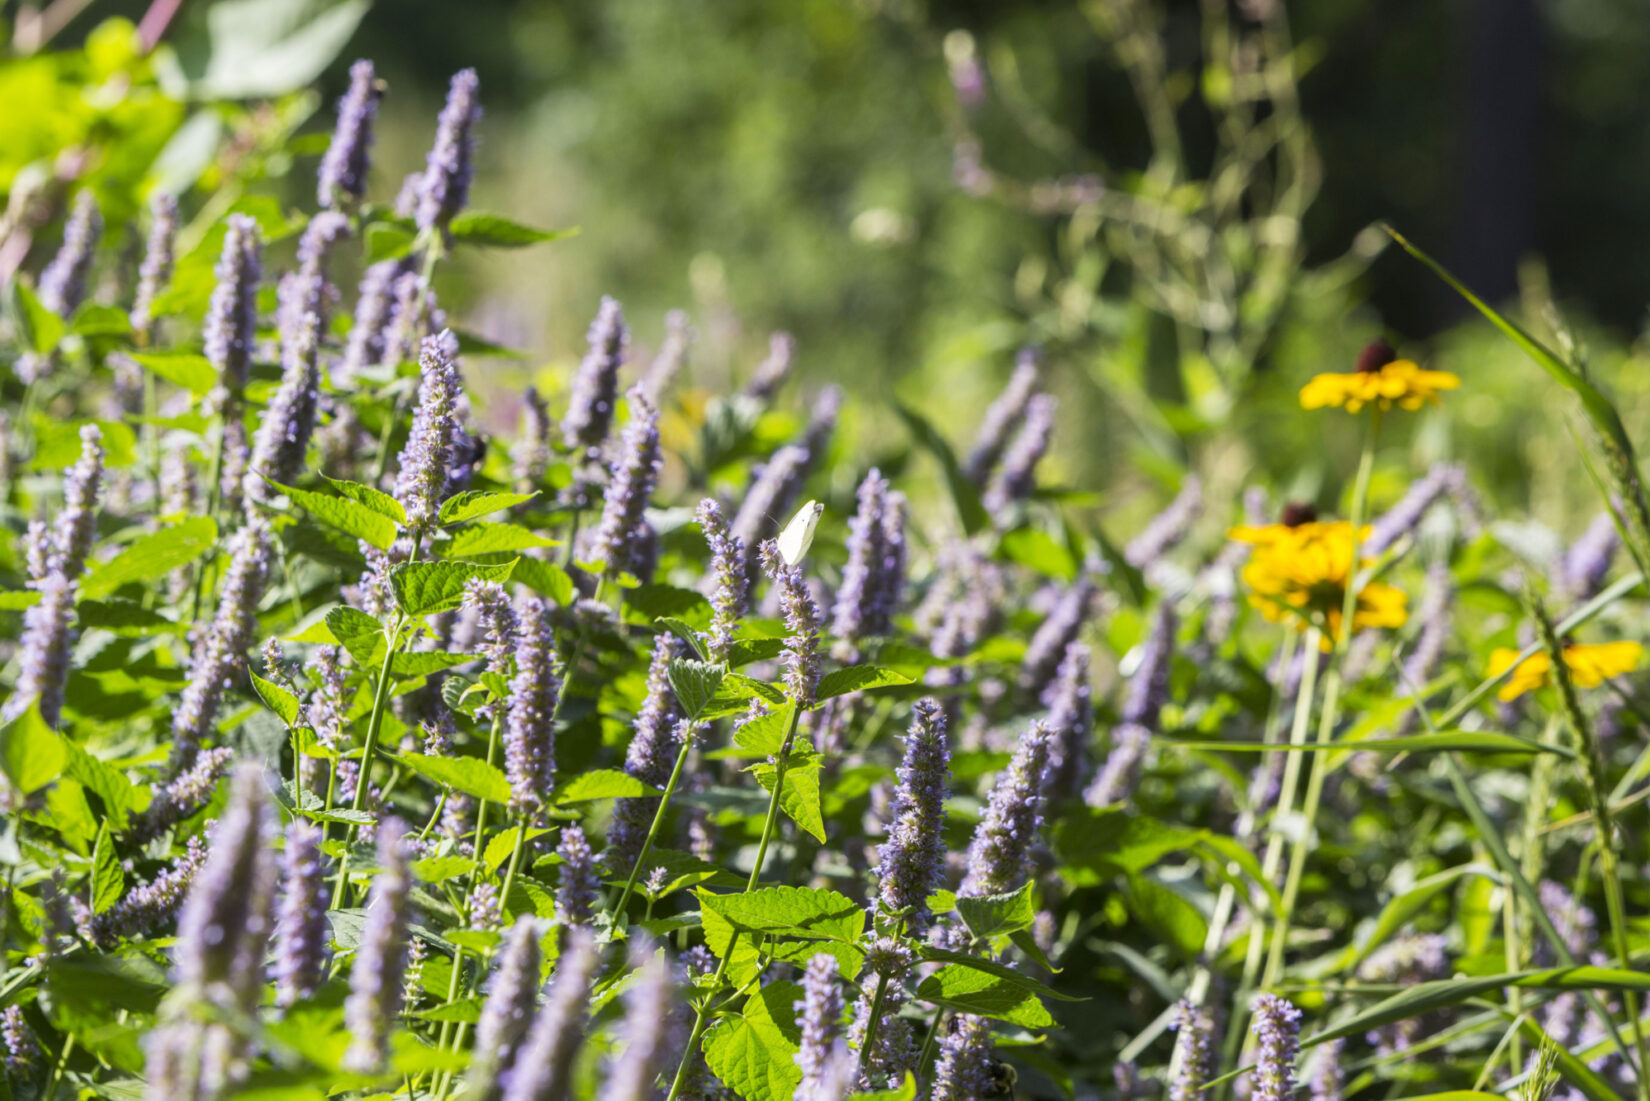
[795,954,847,1099]
[831,469,905,650]
[761,540,823,709]
[416,68,481,233]
[562,296,628,455]
[697,498,748,664]
[344,817,412,1073]
[393,330,463,533]
[511,386,552,491]
[503,926,599,1101]
[54,424,104,580]
[37,190,102,318]
[607,635,684,870]
[1020,576,1095,697]
[959,719,1052,897]
[1125,475,1203,569]
[318,59,383,210]
[929,1015,994,1101]
[505,597,560,815]
[1250,993,1303,1101]
[1365,462,1466,557]
[983,392,1055,515]
[244,310,322,502]
[742,331,796,401]
[3,565,77,726]
[643,309,691,401]
[592,386,662,579]
[1562,511,1620,602]
[874,697,950,930]
[963,349,1040,486]
[203,214,262,396]
[555,825,599,926]
[470,917,542,1092]
[274,820,328,1006]
[1169,1000,1214,1101]
[1041,641,1092,798]
[605,942,675,1101]
[131,193,178,341]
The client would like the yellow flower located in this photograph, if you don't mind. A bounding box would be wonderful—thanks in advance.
[1299,359,1460,413]
[1234,520,1407,646]
[1486,641,1644,702]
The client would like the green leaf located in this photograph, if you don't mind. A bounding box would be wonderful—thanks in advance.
[251,673,301,726]
[76,599,183,635]
[71,304,132,338]
[1334,864,1498,974]
[61,741,137,829]
[395,753,512,804]
[702,981,803,1101]
[998,527,1079,581]
[0,591,41,610]
[668,658,726,721]
[192,0,373,99]
[91,828,124,914]
[727,638,786,667]
[411,855,473,883]
[447,212,573,248]
[751,754,825,842]
[917,947,1080,1001]
[272,480,398,550]
[390,651,477,677]
[617,849,740,896]
[955,881,1037,940]
[506,557,575,605]
[655,617,709,661]
[30,420,137,471]
[703,674,787,718]
[625,585,712,629]
[555,769,661,803]
[698,885,865,944]
[1053,808,1206,883]
[915,963,1054,1027]
[325,606,386,666]
[364,221,416,264]
[321,475,407,524]
[392,559,518,617]
[1127,874,1207,958]
[813,665,912,703]
[131,351,218,395]
[0,704,66,795]
[894,403,989,534]
[79,516,218,600]
[438,491,538,525]
[442,523,557,558]
[730,704,794,758]
[15,279,66,354]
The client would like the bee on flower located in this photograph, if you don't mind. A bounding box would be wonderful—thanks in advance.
[1230,507,1407,646]
[1486,640,1643,702]
[1299,339,1460,413]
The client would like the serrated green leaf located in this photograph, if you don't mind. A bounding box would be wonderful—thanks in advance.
[392,559,518,617]
[955,881,1037,940]
[0,703,65,795]
[411,855,473,883]
[76,599,183,635]
[441,522,557,558]
[61,741,138,828]
[131,351,218,395]
[326,606,386,666]
[447,212,573,248]
[79,516,218,600]
[438,491,538,525]
[727,638,786,667]
[389,650,477,677]
[655,617,708,661]
[915,963,1053,1027]
[272,480,398,550]
[555,769,661,803]
[703,674,787,718]
[396,753,513,804]
[364,221,416,264]
[668,658,726,720]
[321,475,407,523]
[506,556,574,605]
[730,704,793,758]
[702,981,803,1101]
[625,584,712,629]
[813,664,912,703]
[916,947,1080,1001]
[71,304,131,337]
[751,754,825,842]
[30,420,137,471]
[998,527,1079,581]
[91,828,124,914]
[251,673,302,726]
[697,885,863,944]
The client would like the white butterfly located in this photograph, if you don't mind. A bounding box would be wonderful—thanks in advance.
[776,500,824,567]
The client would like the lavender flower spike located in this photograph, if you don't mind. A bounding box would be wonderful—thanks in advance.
[983,392,1055,515]
[1019,576,1095,696]
[963,349,1039,486]
[742,330,796,401]
[203,214,262,396]
[503,926,600,1101]
[393,330,462,533]
[339,259,401,382]
[130,746,235,842]
[90,836,207,946]
[1365,462,1464,557]
[561,295,628,454]
[555,825,599,926]
[462,578,518,681]
[274,820,328,1007]
[504,597,560,815]
[244,309,322,502]
[131,193,178,341]
[1250,993,1303,1101]
[959,719,1052,897]
[170,520,273,772]
[761,540,824,709]
[929,1015,994,1101]
[696,498,748,665]
[1041,641,1093,798]
[416,68,481,233]
[1562,511,1620,602]
[1125,475,1203,568]
[730,443,811,562]
[1085,602,1177,808]
[1168,1000,1215,1101]
[344,817,412,1073]
[875,697,950,929]
[607,635,684,870]
[3,565,77,726]
[469,917,542,1095]
[605,942,674,1101]
[318,59,383,210]
[796,954,847,1100]
[643,308,691,401]
[592,386,662,578]
[1308,1038,1344,1101]
[2,1004,38,1078]
[831,468,903,649]
[174,766,276,1012]
[37,190,102,318]
[54,423,104,580]
[511,386,552,491]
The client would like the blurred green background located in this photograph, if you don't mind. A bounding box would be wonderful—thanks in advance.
[10,0,1650,541]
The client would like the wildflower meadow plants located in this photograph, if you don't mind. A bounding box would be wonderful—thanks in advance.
[8,30,1650,1101]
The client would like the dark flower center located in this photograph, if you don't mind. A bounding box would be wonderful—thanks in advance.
[1356,339,1398,373]
[1279,502,1318,527]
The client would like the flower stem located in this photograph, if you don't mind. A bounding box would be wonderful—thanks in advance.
[612,721,699,919]
[329,608,406,907]
[854,916,907,1078]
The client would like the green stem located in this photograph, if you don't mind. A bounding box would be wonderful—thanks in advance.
[612,721,699,919]
[665,703,805,1101]
[330,609,406,907]
[855,918,907,1077]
